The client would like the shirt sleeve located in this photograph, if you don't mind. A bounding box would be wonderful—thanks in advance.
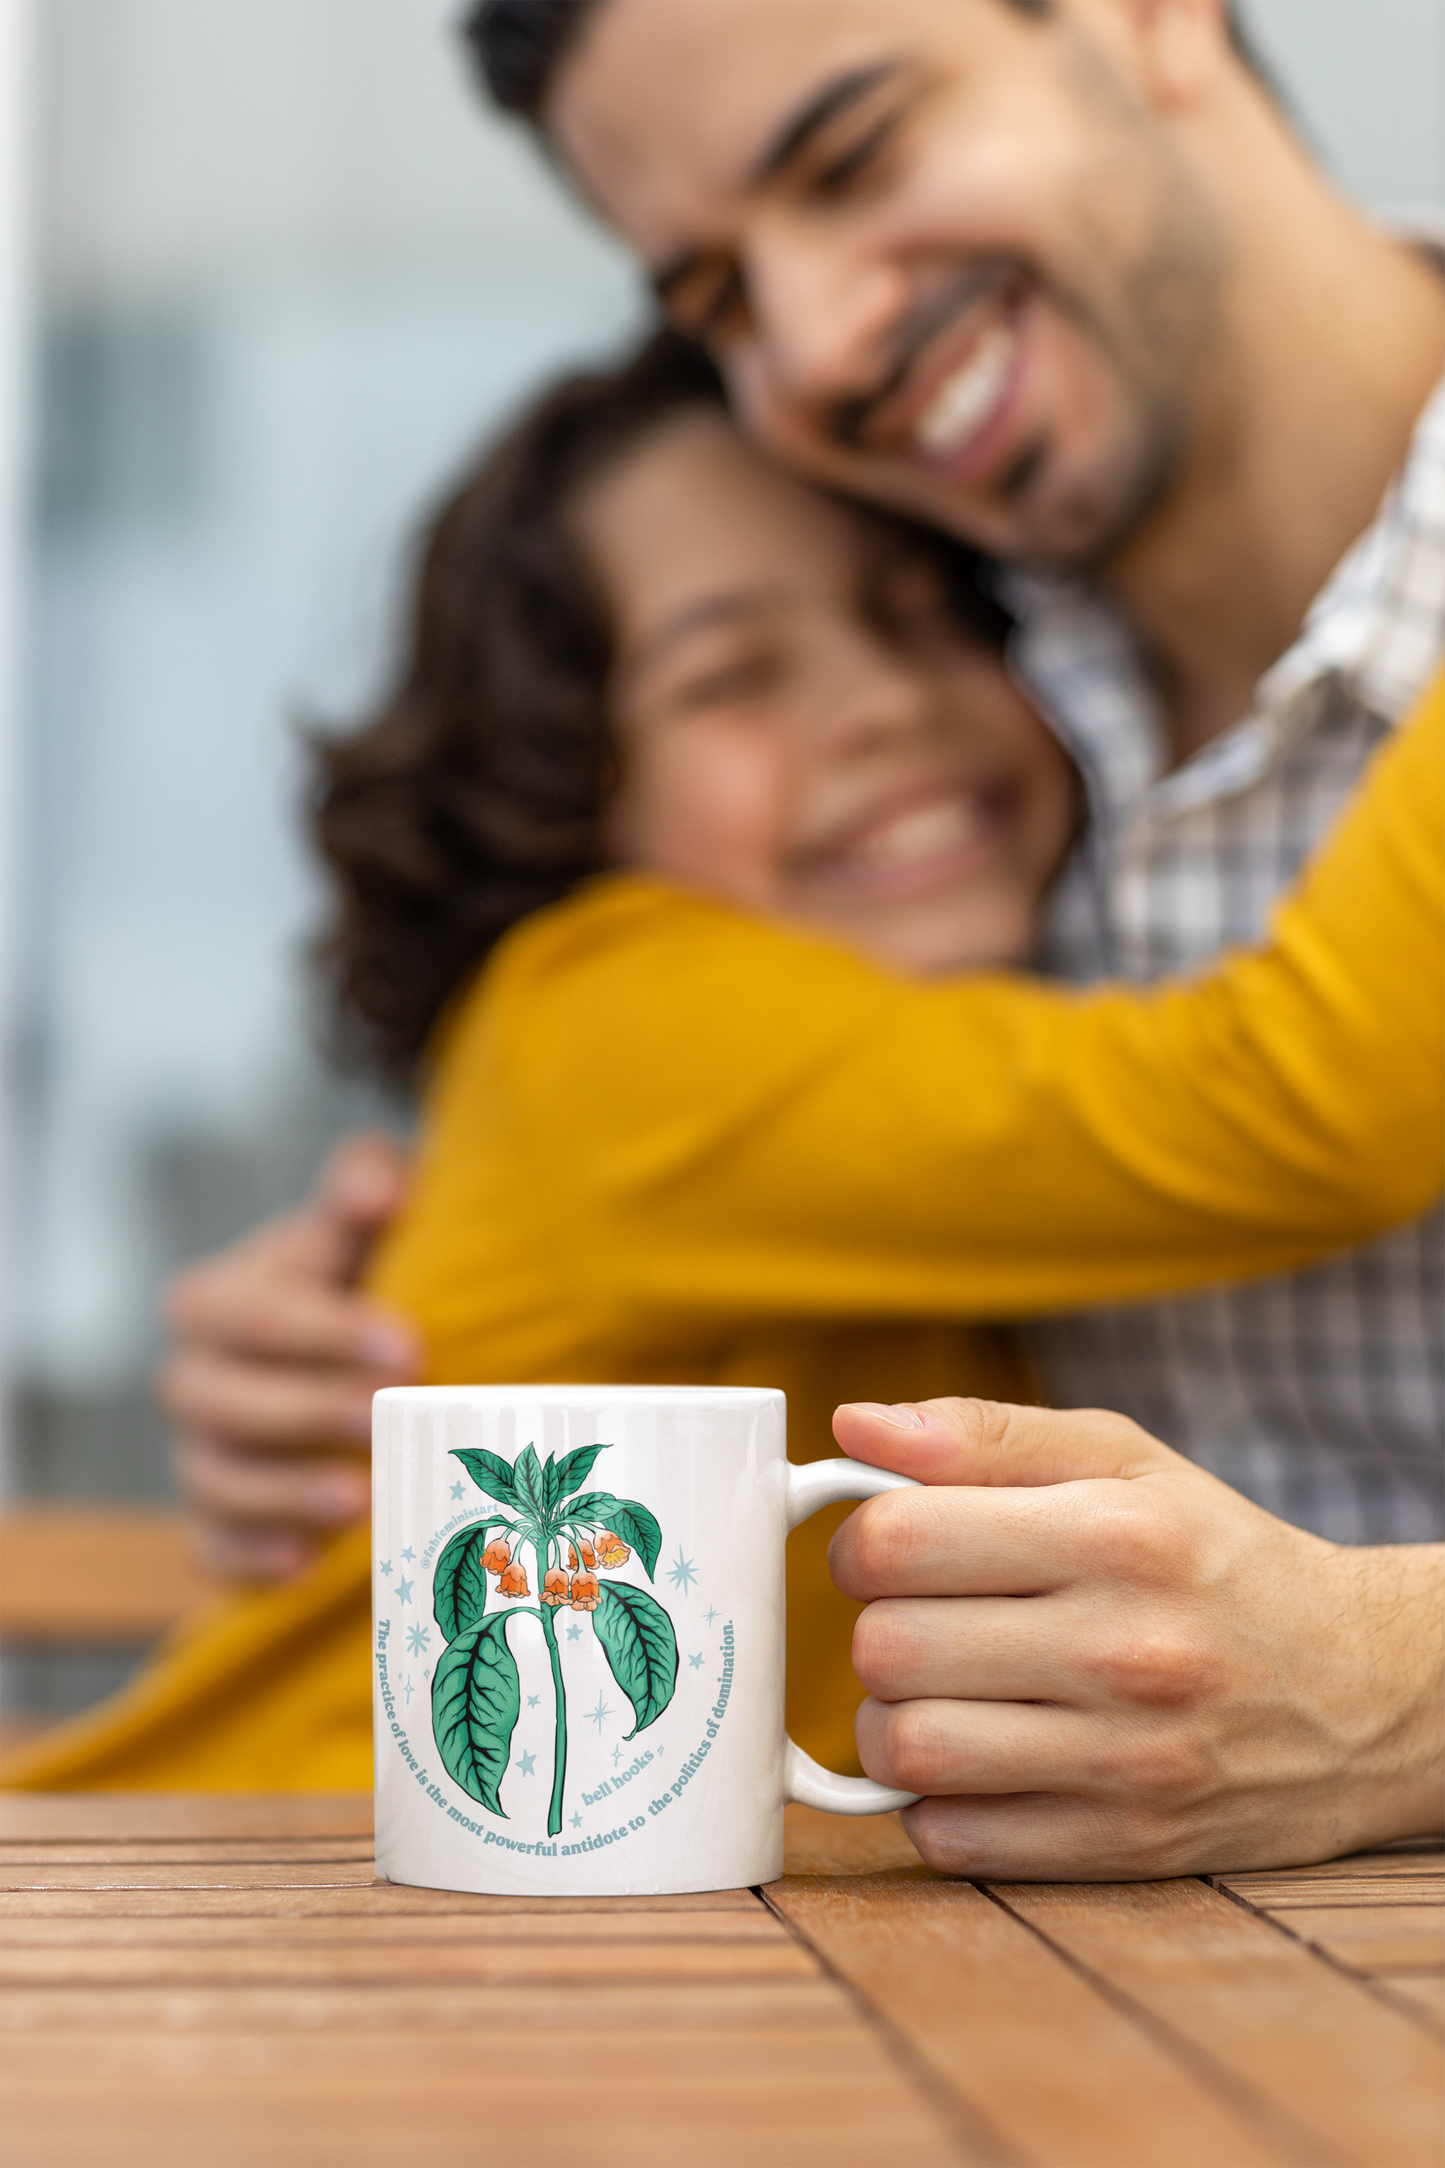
[463,667,1444,1322]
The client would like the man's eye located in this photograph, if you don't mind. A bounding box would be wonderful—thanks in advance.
[810,112,901,200]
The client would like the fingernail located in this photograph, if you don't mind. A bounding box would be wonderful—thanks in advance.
[361,1323,416,1371]
[846,1401,925,1430]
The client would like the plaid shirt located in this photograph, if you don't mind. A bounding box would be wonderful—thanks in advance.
[1008,363,1445,1546]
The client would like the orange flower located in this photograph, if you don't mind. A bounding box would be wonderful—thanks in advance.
[567,1539,597,1571]
[541,1567,572,1608]
[497,1561,529,1599]
[595,1531,630,1570]
[570,1571,600,1612]
[481,1538,512,1575]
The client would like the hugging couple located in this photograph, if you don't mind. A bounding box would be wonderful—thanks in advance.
[12,0,1442,1879]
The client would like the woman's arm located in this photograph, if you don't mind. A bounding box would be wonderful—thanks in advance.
[158,672,1441,1574]
[475,669,1442,1318]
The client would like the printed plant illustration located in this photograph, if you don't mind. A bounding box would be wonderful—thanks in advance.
[430,1442,679,1838]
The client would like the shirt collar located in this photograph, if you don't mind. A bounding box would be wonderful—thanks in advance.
[1003,232,1445,823]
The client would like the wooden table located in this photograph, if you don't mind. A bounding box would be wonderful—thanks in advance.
[1,1793,1439,2168]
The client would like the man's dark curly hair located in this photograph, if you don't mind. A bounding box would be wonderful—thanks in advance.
[462,0,1274,126]
[311,327,1013,1082]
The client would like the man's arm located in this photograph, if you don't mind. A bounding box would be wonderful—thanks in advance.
[157,1132,419,1579]
[830,1397,1445,1878]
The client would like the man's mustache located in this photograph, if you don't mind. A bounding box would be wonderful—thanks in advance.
[828,257,1028,452]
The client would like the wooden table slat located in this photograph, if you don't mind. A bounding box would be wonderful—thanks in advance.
[0,1881,761,1918]
[0,1936,824,1990]
[0,1792,374,1841]
[0,1839,378,1866]
[0,1979,860,2035]
[0,2062,964,2168]
[0,1908,790,1950]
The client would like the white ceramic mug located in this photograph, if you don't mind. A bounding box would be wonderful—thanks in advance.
[372,1385,920,1895]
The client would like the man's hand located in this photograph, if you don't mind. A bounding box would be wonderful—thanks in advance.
[157,1131,419,1582]
[830,1398,1445,1880]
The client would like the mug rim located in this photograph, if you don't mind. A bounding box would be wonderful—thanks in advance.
[373,1384,785,1407]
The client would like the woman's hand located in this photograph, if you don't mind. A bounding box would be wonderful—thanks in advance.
[156,1132,419,1582]
[830,1397,1445,1879]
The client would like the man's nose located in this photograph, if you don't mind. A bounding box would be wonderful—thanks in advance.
[744,215,905,426]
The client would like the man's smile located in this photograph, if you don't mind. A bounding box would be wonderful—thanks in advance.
[831,267,1035,497]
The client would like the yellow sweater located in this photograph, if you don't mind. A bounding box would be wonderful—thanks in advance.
[7,673,1441,1792]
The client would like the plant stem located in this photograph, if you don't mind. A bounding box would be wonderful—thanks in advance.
[538,1598,567,1840]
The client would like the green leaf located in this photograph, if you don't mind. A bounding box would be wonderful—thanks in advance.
[431,1522,501,1639]
[565,1493,663,1581]
[513,1443,547,1515]
[431,1611,523,1816]
[594,1581,678,1740]
[450,1448,519,1508]
[547,1443,610,1510]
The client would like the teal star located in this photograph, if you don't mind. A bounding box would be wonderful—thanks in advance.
[379,1560,392,1578]
[566,1621,582,1642]
[688,1652,704,1670]
[587,1693,613,1733]
[611,1744,623,1766]
[570,1812,582,1829]
[401,1546,415,1564]
[396,1577,413,1605]
[406,1622,430,1657]
[527,1694,540,1709]
[518,1750,536,1777]
[666,1549,699,1594]
[704,1605,718,1626]
[450,1481,465,1500]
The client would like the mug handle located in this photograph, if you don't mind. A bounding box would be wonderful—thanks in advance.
[781,1457,922,1817]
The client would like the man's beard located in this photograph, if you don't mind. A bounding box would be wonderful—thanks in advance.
[825,79,1229,570]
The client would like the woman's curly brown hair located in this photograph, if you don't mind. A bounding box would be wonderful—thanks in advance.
[311,327,1013,1085]
[311,331,727,1082]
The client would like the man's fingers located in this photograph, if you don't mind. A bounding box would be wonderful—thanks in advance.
[849,1591,1187,1705]
[157,1348,381,1449]
[829,1471,1195,1601]
[833,1397,1181,1488]
[898,1793,1186,1885]
[162,1264,417,1375]
[854,1692,1137,1799]
[304,1130,413,1282]
[186,1512,318,1585]
[176,1431,370,1530]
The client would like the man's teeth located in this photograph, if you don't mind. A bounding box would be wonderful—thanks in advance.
[914,325,1015,458]
[857,798,986,866]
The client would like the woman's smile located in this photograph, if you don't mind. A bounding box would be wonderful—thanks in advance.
[787,773,1015,900]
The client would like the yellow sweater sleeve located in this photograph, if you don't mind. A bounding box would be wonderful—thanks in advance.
[448,669,1443,1321]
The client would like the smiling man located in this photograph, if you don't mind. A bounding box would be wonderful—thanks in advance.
[462,0,1445,1523]
[145,1,1444,1878]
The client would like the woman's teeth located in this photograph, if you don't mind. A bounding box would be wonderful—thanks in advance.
[914,324,1015,459]
[855,796,987,867]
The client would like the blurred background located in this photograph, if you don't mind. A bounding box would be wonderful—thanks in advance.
[0,1,1441,1711]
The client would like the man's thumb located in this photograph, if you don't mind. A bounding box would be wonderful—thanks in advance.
[832,1397,1183,1488]
[300,1130,412,1280]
